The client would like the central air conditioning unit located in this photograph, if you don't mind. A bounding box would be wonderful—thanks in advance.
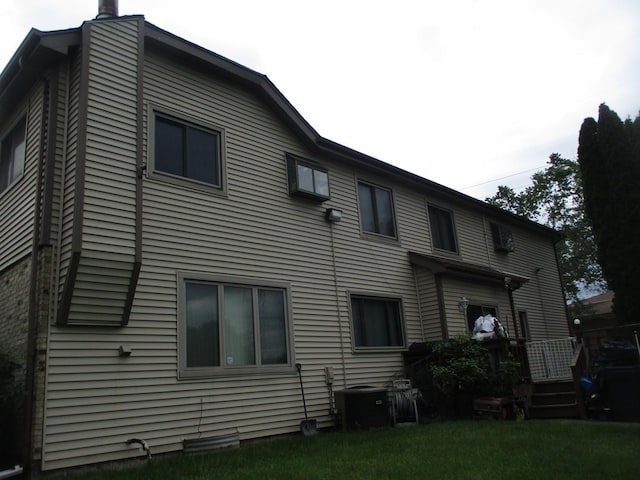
[334,387,390,432]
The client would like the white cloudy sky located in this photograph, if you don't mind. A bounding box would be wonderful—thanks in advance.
[2,0,639,199]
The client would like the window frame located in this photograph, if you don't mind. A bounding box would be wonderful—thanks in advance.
[467,304,499,331]
[177,272,294,379]
[490,223,515,252]
[356,179,398,239]
[348,292,406,352]
[518,310,531,341]
[148,106,227,196]
[427,204,458,253]
[286,153,330,201]
[0,114,27,196]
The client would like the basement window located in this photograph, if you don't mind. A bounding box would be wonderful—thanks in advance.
[286,154,330,201]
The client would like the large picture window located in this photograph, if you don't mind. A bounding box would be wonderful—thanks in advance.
[179,274,292,377]
[152,111,224,190]
[428,204,457,252]
[0,116,26,194]
[357,181,396,237]
[350,295,405,349]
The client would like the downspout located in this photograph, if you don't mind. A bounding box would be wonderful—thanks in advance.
[412,268,425,341]
[23,83,44,476]
[506,286,520,339]
[328,220,348,388]
[435,274,448,339]
[482,215,494,269]
[42,59,71,473]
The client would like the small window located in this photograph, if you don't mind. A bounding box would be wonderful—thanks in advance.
[179,274,292,377]
[0,116,26,194]
[428,205,457,252]
[357,181,396,237]
[152,112,223,189]
[491,223,514,252]
[518,311,531,341]
[287,154,330,201]
[350,295,405,349]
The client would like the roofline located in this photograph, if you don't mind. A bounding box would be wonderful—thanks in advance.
[0,17,560,241]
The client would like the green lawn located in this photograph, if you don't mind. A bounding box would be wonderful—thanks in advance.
[75,421,640,480]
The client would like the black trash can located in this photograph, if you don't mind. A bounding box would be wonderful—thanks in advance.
[602,365,640,422]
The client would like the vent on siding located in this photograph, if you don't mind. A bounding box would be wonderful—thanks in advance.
[96,0,118,19]
[183,433,240,453]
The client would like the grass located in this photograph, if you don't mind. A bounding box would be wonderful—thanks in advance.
[74,420,640,480]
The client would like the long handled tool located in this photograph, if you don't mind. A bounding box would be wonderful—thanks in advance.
[296,363,318,436]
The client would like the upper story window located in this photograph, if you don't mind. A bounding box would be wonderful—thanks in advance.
[286,154,330,201]
[0,116,26,194]
[428,204,457,253]
[350,294,405,350]
[491,223,515,252]
[357,180,396,237]
[178,273,293,378]
[151,110,225,192]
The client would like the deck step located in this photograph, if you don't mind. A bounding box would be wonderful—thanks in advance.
[529,403,580,419]
[527,381,580,419]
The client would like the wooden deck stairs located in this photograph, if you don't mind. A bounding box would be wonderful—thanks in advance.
[527,380,580,419]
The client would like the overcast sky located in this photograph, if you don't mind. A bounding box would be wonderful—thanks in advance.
[2,0,639,199]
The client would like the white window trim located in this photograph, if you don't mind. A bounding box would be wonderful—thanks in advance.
[177,272,295,379]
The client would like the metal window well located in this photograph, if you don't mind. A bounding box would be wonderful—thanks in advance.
[183,433,240,453]
[526,337,576,382]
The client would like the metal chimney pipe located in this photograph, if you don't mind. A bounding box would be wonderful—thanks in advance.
[96,0,118,19]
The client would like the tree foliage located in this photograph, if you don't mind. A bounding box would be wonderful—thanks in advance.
[486,154,604,301]
[578,104,640,324]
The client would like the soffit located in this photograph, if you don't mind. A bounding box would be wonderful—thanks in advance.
[408,251,529,290]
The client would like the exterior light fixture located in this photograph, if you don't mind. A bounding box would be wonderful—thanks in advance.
[325,208,343,223]
[458,296,469,312]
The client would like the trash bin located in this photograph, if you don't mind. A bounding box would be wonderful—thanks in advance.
[602,365,640,422]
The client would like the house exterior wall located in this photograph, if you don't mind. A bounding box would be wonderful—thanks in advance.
[0,16,569,473]
[0,81,45,272]
[0,255,31,381]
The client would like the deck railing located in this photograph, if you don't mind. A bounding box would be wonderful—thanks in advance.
[526,337,577,382]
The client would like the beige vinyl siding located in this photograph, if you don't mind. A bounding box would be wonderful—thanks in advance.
[442,277,512,336]
[48,63,70,261]
[55,53,82,306]
[0,83,45,271]
[484,217,568,340]
[414,268,441,341]
[41,19,566,470]
[42,45,428,469]
[56,19,139,326]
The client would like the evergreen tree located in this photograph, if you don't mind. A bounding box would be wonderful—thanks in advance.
[578,104,640,323]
